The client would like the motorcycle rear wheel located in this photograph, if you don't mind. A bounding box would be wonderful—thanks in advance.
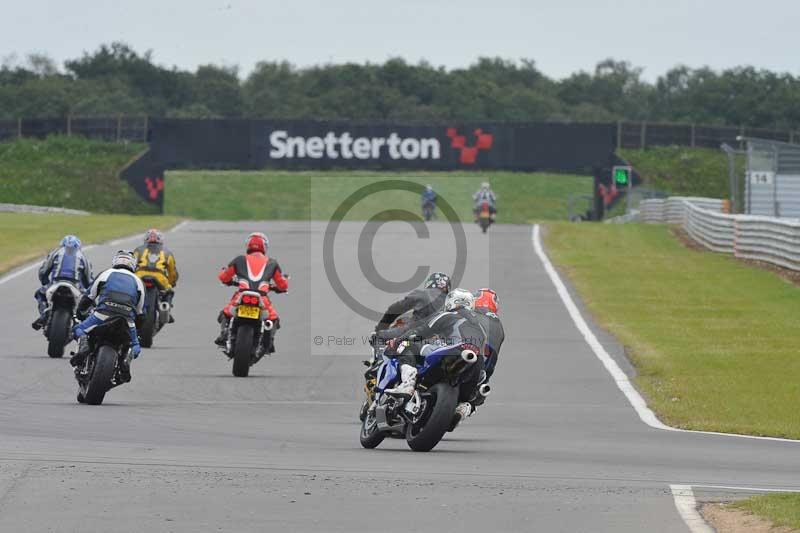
[47,307,71,358]
[139,288,158,348]
[232,323,254,377]
[405,383,458,452]
[84,345,117,405]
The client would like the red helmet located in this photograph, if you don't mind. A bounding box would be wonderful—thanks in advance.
[246,232,268,254]
[474,288,498,314]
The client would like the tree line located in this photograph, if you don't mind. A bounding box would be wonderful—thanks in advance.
[2,42,799,129]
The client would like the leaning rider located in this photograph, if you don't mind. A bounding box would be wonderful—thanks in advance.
[32,235,93,331]
[373,271,451,343]
[472,181,497,220]
[133,229,179,322]
[215,232,289,352]
[471,288,504,411]
[70,251,145,382]
[383,288,487,424]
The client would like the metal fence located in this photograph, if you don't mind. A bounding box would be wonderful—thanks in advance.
[617,122,799,150]
[642,196,800,271]
[743,138,800,217]
[1,116,798,152]
[0,116,148,143]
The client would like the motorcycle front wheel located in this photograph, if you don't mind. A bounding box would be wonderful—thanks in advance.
[359,406,386,449]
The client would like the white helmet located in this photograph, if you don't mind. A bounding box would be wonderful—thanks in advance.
[445,288,475,311]
[481,181,490,189]
[112,250,136,272]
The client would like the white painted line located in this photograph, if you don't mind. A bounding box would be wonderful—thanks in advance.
[670,485,715,533]
[1,220,189,287]
[0,244,96,287]
[689,484,800,493]
[169,220,190,233]
[532,224,800,444]
[531,225,669,430]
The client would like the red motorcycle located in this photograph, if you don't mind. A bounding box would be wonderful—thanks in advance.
[477,201,494,233]
[223,275,286,377]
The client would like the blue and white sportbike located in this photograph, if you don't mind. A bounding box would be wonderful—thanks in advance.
[359,341,480,452]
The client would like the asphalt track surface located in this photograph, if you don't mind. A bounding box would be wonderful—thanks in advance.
[0,221,798,533]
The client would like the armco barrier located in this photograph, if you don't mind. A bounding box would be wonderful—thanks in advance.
[641,196,800,271]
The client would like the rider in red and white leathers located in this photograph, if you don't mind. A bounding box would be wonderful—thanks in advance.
[214,232,289,352]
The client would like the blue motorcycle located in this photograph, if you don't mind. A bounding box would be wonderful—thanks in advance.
[359,342,481,452]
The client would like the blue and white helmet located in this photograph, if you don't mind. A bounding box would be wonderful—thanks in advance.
[111,250,136,272]
[60,235,82,249]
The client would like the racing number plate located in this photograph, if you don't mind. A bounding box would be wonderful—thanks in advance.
[237,305,260,319]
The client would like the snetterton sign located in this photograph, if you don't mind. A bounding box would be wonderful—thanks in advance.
[268,130,441,161]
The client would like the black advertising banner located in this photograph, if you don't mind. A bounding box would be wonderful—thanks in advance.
[123,119,616,207]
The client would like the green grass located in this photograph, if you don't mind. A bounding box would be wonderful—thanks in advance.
[732,493,800,529]
[544,223,800,439]
[619,146,744,200]
[164,170,592,222]
[0,136,154,214]
[0,213,182,275]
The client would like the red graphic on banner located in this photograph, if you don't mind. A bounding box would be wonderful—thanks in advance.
[145,176,165,201]
[446,128,493,165]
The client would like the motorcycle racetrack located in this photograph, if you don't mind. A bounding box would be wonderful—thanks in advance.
[0,220,798,532]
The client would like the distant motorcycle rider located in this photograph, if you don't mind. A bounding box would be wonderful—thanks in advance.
[214,232,289,352]
[421,184,437,218]
[70,251,144,382]
[133,229,179,322]
[383,288,487,423]
[32,235,92,331]
[473,181,497,220]
[373,271,452,342]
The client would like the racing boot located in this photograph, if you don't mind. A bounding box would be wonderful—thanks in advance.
[448,402,474,432]
[31,299,48,330]
[69,336,91,368]
[384,364,417,398]
[214,313,230,347]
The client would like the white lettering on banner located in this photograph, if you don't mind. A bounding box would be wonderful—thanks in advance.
[268,130,441,161]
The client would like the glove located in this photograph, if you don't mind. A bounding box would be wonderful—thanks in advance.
[368,332,377,347]
[131,343,141,359]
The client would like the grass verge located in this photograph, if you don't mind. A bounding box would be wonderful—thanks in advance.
[544,223,800,439]
[164,170,592,222]
[619,146,743,199]
[732,493,800,529]
[0,213,182,275]
[0,136,153,214]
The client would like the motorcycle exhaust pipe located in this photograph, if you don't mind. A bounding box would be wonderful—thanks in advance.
[159,301,171,312]
[460,349,478,364]
[478,384,491,397]
[264,319,274,331]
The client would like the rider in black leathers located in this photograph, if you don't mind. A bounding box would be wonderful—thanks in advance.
[383,288,487,424]
[373,272,451,343]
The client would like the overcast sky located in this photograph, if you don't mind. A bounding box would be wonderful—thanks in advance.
[2,0,797,81]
